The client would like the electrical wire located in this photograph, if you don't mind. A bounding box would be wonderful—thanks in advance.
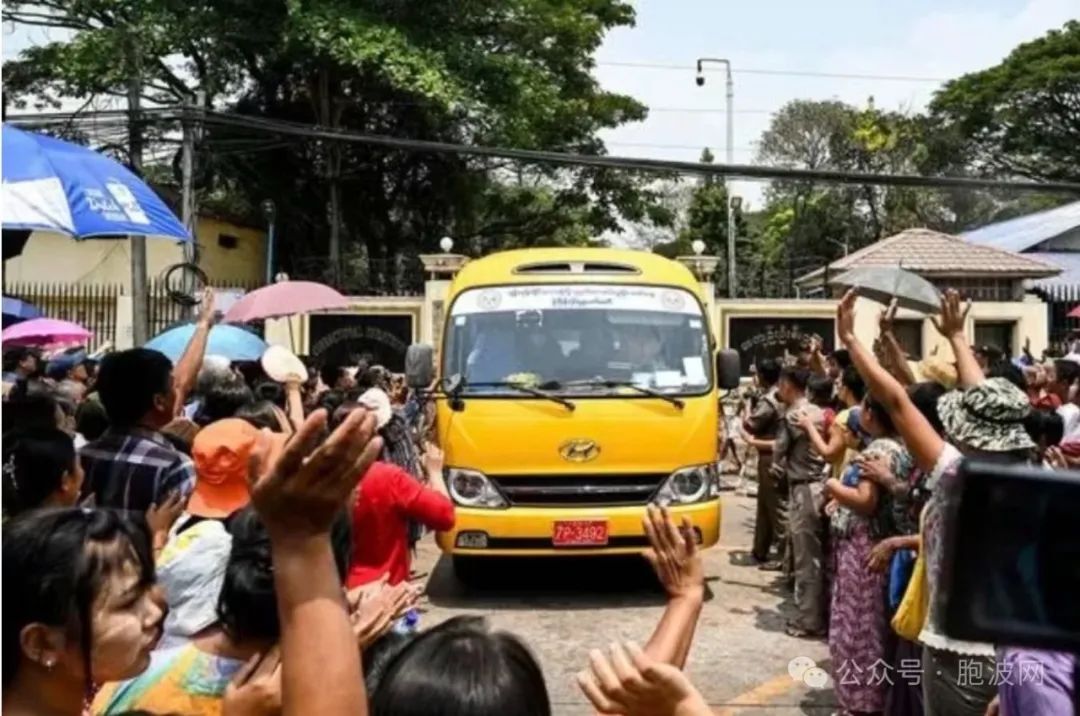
[196,110,1080,194]
[9,105,1078,194]
[597,60,948,83]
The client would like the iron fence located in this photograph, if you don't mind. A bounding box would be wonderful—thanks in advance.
[4,282,121,352]
[4,278,263,350]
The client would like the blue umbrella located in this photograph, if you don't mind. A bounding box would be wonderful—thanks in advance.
[146,323,267,364]
[1,124,190,245]
[2,296,44,328]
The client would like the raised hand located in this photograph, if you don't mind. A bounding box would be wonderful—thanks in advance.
[837,289,858,344]
[145,490,187,551]
[930,289,971,339]
[422,441,445,478]
[642,505,703,601]
[577,642,711,716]
[878,298,899,335]
[247,408,383,543]
[223,648,282,716]
[198,286,217,325]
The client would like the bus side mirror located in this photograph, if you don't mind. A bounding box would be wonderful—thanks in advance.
[716,350,741,390]
[405,343,435,389]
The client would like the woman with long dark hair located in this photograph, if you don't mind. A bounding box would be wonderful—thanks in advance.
[3,509,164,716]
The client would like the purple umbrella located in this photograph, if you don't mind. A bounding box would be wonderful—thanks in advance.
[2,317,92,347]
[223,281,350,323]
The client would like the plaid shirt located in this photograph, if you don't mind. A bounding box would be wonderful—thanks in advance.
[80,428,196,512]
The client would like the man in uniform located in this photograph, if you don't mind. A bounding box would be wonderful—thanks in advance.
[741,358,784,567]
[773,366,827,637]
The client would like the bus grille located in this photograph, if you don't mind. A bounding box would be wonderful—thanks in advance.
[488,473,667,507]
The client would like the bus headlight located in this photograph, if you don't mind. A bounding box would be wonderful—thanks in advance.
[446,468,508,509]
[655,464,717,506]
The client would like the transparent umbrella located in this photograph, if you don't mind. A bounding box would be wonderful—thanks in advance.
[830,266,941,314]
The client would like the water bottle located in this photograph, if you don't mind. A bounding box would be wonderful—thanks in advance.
[392,608,420,635]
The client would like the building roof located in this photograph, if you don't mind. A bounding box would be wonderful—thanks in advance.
[961,201,1080,252]
[1028,252,1080,301]
[796,228,1061,285]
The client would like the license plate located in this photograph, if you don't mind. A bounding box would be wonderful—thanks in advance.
[553,520,609,547]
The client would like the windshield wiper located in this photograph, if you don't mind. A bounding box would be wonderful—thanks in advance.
[465,381,576,411]
[545,379,685,410]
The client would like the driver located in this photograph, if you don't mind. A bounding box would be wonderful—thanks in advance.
[624,325,667,371]
[514,311,564,378]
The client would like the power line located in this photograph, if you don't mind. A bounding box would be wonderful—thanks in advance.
[198,110,1080,194]
[647,107,773,114]
[596,60,948,83]
[607,141,756,152]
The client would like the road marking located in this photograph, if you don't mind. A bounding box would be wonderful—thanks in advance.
[713,671,801,716]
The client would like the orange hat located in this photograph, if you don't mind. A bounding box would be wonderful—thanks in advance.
[190,418,259,518]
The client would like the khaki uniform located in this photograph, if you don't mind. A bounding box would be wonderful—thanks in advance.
[773,397,827,633]
[744,388,783,561]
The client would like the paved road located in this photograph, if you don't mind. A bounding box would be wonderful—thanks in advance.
[412,492,837,715]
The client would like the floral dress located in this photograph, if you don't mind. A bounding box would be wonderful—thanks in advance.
[829,437,912,714]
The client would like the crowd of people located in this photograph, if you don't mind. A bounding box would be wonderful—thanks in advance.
[1,289,721,716]
[2,284,1076,716]
[736,291,1076,716]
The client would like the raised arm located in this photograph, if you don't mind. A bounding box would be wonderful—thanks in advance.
[797,411,847,462]
[171,288,216,415]
[878,300,917,387]
[641,505,705,670]
[284,377,305,434]
[808,336,828,376]
[248,408,384,716]
[837,290,945,473]
[930,290,983,389]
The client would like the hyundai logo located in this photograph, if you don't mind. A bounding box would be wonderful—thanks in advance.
[559,439,600,463]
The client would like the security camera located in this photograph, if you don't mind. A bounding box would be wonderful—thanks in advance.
[695,73,705,87]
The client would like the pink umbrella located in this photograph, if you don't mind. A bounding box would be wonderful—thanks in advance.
[223,281,351,323]
[2,317,92,347]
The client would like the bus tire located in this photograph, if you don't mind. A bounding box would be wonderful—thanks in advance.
[451,556,488,587]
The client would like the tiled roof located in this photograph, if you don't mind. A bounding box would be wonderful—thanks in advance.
[797,228,1061,284]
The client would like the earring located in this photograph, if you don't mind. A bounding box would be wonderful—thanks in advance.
[44,657,55,670]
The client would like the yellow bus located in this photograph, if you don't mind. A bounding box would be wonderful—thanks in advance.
[408,247,736,582]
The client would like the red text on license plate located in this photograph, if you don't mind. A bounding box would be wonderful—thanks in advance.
[553,521,609,546]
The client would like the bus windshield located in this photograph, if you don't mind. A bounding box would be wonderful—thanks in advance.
[444,284,712,395]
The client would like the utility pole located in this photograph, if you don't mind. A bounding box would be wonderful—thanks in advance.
[179,92,202,315]
[128,44,149,346]
[695,58,736,298]
[180,96,197,243]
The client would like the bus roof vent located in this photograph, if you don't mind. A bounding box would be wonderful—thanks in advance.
[514,261,641,276]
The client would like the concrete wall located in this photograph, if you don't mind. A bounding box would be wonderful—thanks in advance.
[3,216,266,288]
[714,295,1049,363]
[193,217,268,285]
[263,296,425,355]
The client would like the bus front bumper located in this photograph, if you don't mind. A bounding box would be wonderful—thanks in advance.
[436,500,721,557]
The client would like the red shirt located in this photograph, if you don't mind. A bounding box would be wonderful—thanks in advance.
[346,462,456,588]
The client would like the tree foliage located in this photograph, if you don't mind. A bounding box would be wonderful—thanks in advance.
[2,0,671,291]
[930,20,1080,183]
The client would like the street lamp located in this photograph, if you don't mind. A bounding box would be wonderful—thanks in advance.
[261,199,277,285]
[696,57,736,298]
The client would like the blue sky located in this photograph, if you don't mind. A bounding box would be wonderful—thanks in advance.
[595,0,1077,206]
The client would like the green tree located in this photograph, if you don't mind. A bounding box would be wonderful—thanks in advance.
[930,20,1080,183]
[3,0,670,291]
